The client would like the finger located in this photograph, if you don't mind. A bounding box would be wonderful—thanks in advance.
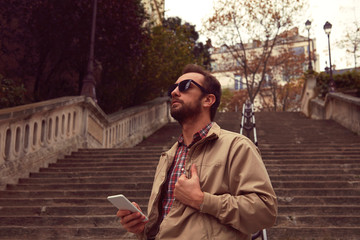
[178,174,187,182]
[120,212,143,226]
[127,221,147,234]
[117,209,131,218]
[132,202,141,211]
[190,164,198,178]
[122,214,147,234]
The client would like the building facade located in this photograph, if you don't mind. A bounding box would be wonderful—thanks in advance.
[210,27,319,90]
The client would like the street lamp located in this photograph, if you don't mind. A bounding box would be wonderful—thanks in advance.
[305,20,313,71]
[81,0,98,102]
[323,21,335,92]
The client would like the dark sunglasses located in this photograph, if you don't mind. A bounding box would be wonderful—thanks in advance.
[168,79,209,97]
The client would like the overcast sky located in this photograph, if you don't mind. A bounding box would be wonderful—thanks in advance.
[165,0,360,71]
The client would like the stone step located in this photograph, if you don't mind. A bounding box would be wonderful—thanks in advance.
[0,216,119,227]
[76,148,164,153]
[0,227,130,240]
[269,174,359,181]
[8,180,360,191]
[267,168,360,175]
[0,197,149,207]
[30,170,156,178]
[58,157,360,164]
[0,205,358,217]
[0,205,148,216]
[39,164,360,173]
[264,159,360,164]
[0,190,151,198]
[262,154,360,159]
[48,162,158,168]
[274,188,360,196]
[277,205,360,215]
[39,166,157,172]
[20,174,358,184]
[277,196,360,205]
[65,154,161,159]
[260,145,360,151]
[19,176,155,184]
[2,188,357,199]
[6,182,154,191]
[272,181,360,188]
[275,215,360,227]
[264,163,359,169]
[267,227,360,240]
[57,155,160,163]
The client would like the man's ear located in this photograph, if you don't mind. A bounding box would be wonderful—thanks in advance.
[202,94,216,108]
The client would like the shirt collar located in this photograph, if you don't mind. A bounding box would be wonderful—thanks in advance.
[178,122,213,147]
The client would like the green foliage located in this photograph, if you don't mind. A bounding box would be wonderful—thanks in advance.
[0,0,149,110]
[142,18,200,97]
[0,75,26,108]
[316,70,360,98]
[218,89,234,112]
[0,2,211,113]
[218,89,248,112]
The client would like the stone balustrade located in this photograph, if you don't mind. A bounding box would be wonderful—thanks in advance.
[301,76,360,135]
[0,96,170,189]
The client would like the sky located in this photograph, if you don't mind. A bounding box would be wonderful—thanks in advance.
[165,0,360,71]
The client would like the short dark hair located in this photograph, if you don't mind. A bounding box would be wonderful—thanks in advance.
[182,64,221,121]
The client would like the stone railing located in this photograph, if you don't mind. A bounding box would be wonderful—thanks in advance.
[0,96,170,189]
[301,76,360,135]
[309,92,360,135]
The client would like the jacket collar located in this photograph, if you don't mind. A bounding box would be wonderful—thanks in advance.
[165,122,221,156]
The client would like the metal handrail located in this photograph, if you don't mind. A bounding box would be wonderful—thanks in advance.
[240,100,258,146]
[240,100,266,240]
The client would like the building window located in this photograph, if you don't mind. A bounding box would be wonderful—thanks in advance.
[234,75,243,90]
[292,46,305,56]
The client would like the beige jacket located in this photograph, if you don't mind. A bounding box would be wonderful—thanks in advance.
[140,123,277,240]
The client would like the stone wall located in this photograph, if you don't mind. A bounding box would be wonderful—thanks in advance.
[0,96,170,189]
[324,92,360,135]
[301,75,360,135]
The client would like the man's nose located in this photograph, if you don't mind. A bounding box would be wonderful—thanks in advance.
[171,85,180,97]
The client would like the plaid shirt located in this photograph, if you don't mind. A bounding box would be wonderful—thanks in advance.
[161,122,213,220]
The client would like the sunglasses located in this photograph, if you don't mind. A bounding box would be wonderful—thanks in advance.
[168,79,209,97]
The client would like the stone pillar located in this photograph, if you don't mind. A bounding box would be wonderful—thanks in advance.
[301,75,317,117]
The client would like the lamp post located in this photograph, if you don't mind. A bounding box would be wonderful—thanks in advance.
[323,21,335,92]
[81,0,98,102]
[305,20,313,71]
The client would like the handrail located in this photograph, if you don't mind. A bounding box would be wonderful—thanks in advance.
[240,100,258,146]
[240,100,266,240]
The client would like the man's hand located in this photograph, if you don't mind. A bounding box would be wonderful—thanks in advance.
[174,164,204,210]
[116,202,147,234]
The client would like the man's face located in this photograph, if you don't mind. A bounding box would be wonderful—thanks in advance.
[169,72,206,124]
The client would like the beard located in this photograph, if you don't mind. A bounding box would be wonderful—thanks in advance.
[170,97,202,124]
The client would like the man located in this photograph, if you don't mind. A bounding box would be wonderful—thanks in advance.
[117,64,277,239]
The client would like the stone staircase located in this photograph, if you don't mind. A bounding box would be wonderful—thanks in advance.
[256,112,360,240]
[0,112,359,239]
[0,122,182,240]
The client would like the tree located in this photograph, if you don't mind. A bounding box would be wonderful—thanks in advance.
[203,0,305,103]
[136,17,212,102]
[337,21,360,69]
[0,0,149,111]
[0,2,211,112]
[218,88,248,112]
[259,45,306,111]
[0,74,26,108]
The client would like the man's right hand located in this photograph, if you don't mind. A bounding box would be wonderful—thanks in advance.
[116,202,147,234]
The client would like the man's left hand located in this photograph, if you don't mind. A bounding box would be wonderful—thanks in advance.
[174,164,204,210]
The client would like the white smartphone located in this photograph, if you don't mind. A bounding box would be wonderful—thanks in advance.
[107,194,148,222]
